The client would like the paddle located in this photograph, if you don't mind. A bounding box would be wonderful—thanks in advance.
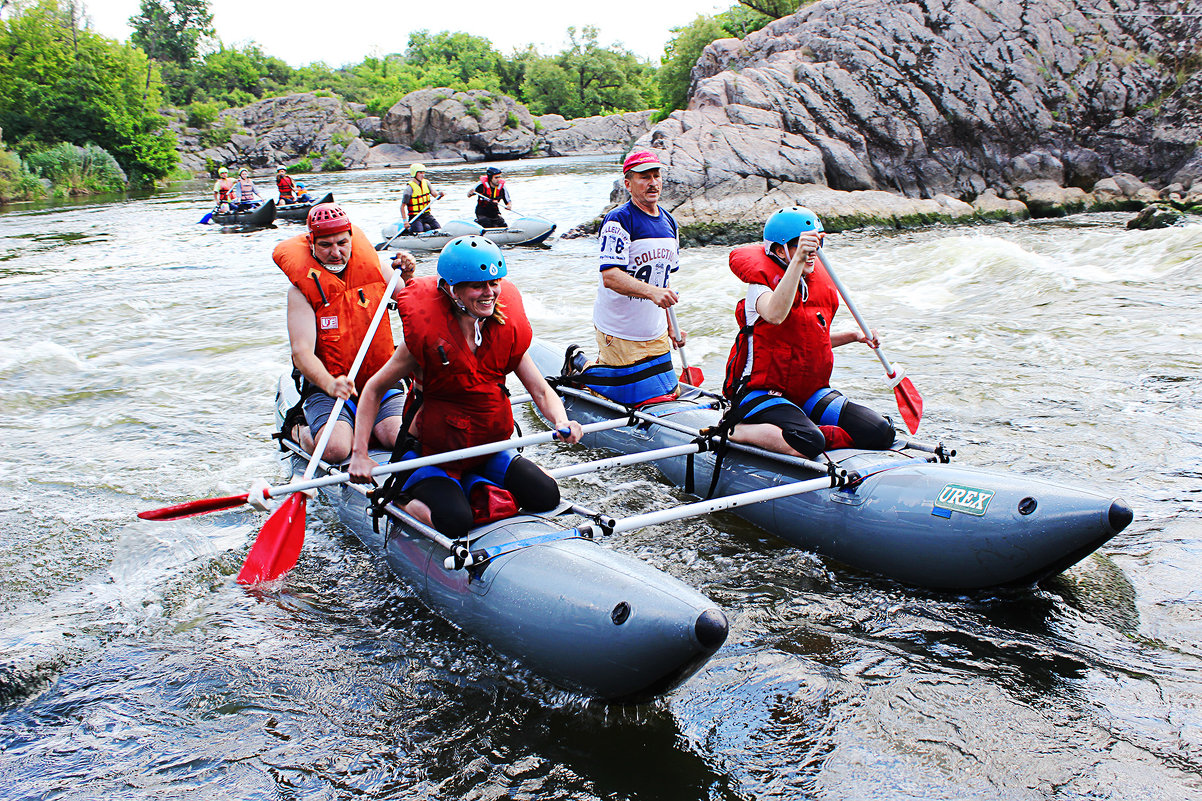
[139,418,628,523]
[198,211,214,225]
[814,248,923,434]
[375,213,413,251]
[235,266,403,584]
[666,307,704,386]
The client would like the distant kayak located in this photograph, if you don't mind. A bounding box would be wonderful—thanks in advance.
[377,215,556,251]
[277,192,333,222]
[210,199,276,227]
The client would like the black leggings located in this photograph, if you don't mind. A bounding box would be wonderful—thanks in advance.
[406,456,559,539]
[743,397,895,458]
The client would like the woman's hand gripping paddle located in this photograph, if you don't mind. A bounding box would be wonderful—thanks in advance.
[236,266,403,585]
[666,307,704,387]
[813,248,923,433]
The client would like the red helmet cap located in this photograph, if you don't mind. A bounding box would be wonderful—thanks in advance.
[307,203,351,238]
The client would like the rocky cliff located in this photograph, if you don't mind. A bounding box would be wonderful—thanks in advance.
[635,0,1202,236]
[177,90,654,176]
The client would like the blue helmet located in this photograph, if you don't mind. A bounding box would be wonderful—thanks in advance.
[437,236,507,285]
[763,206,823,246]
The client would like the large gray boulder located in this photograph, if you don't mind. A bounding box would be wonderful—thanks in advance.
[536,110,655,156]
[380,89,538,160]
[640,0,1202,230]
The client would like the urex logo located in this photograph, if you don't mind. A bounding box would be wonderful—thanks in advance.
[934,484,995,516]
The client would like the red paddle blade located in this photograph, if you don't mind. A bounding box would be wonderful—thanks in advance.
[138,493,250,521]
[237,493,307,585]
[894,377,923,434]
[680,366,705,387]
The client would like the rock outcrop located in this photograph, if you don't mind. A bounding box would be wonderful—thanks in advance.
[536,111,655,156]
[176,92,374,174]
[634,0,1202,233]
[380,89,538,161]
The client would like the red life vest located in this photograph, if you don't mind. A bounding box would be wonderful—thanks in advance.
[723,244,839,405]
[214,177,235,202]
[398,276,532,473]
[476,177,505,201]
[276,173,297,201]
[274,225,395,394]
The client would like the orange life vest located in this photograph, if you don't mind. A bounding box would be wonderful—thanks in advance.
[274,225,395,393]
[406,178,433,217]
[723,244,839,404]
[397,276,532,473]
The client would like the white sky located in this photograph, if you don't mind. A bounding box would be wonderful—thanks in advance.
[84,0,730,67]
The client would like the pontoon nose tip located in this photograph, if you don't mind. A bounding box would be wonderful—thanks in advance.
[1109,499,1133,533]
[695,608,729,650]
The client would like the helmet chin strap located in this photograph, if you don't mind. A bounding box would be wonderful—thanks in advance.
[311,244,348,273]
[441,280,490,345]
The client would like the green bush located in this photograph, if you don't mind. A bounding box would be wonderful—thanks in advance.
[24,142,127,195]
[186,101,223,129]
[329,130,353,147]
[0,147,43,202]
[199,115,243,147]
[321,153,345,171]
[289,157,312,174]
[505,112,520,129]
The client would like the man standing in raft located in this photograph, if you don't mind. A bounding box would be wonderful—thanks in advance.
[276,202,416,462]
[468,166,512,228]
[348,236,582,539]
[722,207,896,457]
[401,163,444,233]
[574,150,684,405]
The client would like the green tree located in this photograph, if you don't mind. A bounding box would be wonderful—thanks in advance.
[405,30,503,86]
[735,0,800,19]
[658,15,726,115]
[128,0,213,64]
[0,0,177,184]
[520,26,654,118]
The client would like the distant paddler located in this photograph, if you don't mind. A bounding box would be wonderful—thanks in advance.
[277,202,417,463]
[468,166,512,228]
[348,236,582,539]
[232,167,263,210]
[721,207,896,457]
[275,165,299,203]
[212,166,235,213]
[401,162,445,233]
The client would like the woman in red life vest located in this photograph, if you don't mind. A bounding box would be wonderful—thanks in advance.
[722,207,896,458]
[348,236,582,538]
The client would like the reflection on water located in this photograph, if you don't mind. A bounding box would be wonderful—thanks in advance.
[1,157,1201,799]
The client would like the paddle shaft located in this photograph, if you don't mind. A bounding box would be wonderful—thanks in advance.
[814,249,898,377]
[554,384,835,474]
[591,473,845,536]
[665,307,697,378]
[300,268,402,481]
[549,442,705,479]
[259,418,628,500]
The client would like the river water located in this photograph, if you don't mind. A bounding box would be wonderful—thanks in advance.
[1,155,1200,800]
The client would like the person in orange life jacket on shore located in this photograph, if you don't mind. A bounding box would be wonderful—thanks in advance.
[212,166,236,212]
[277,202,417,463]
[468,166,512,228]
[275,166,299,203]
[401,162,444,233]
[232,167,262,210]
[722,206,896,458]
[347,236,583,539]
[567,150,685,407]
